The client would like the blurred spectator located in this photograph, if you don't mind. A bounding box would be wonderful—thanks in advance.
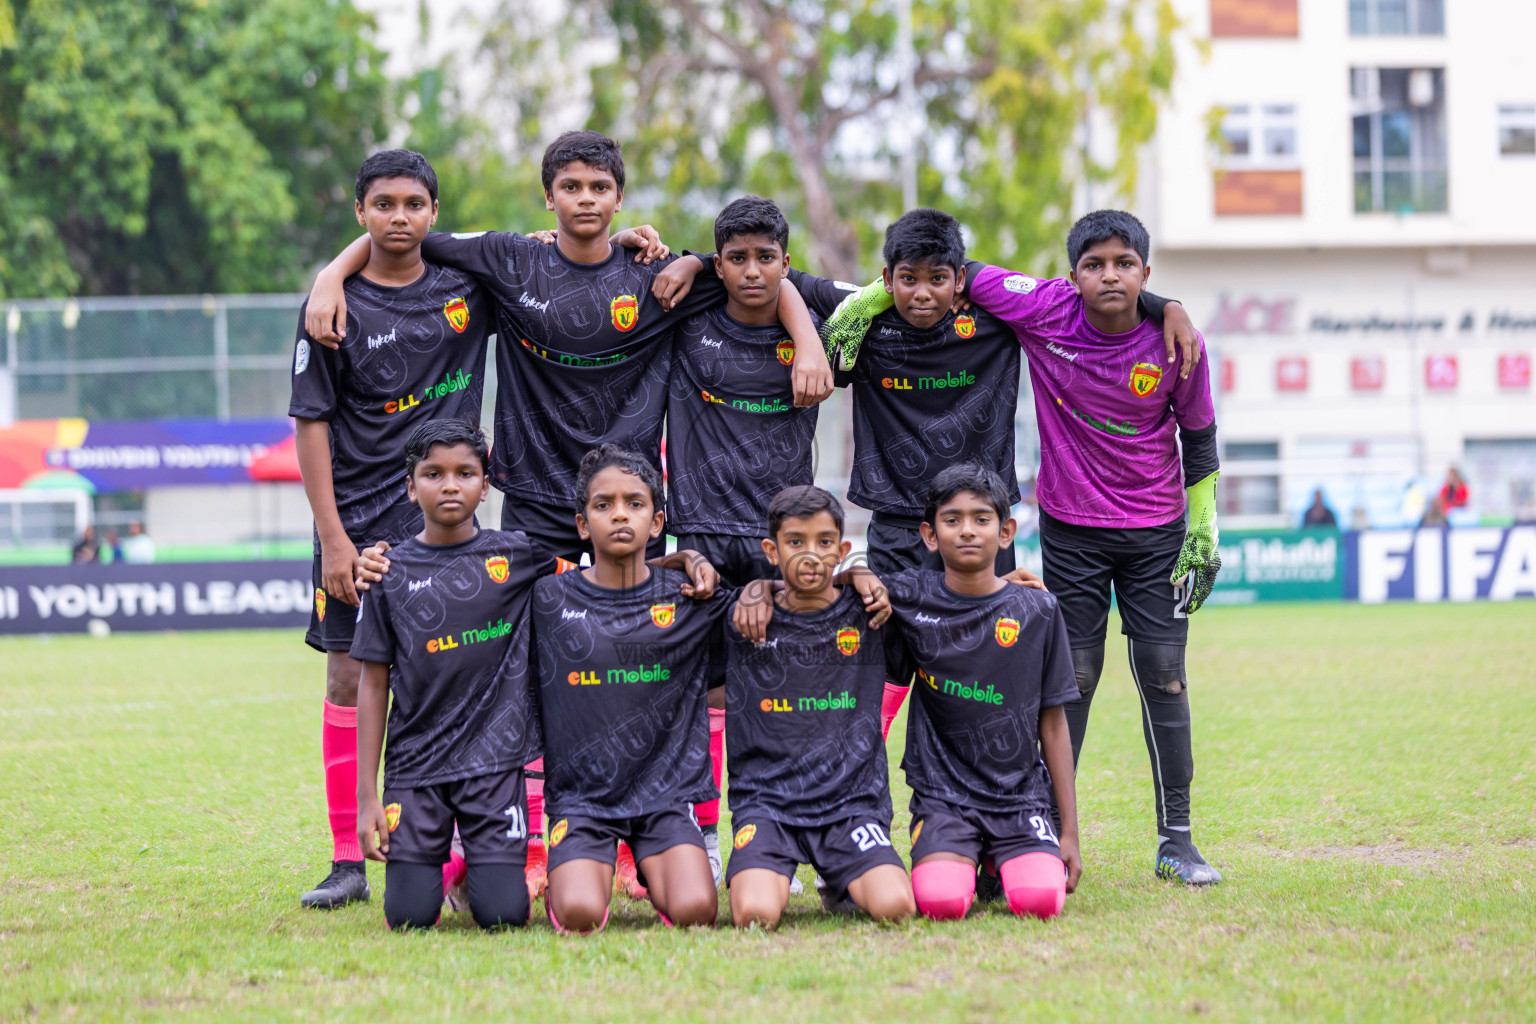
[1419,496,1448,528]
[72,526,100,564]
[103,530,124,564]
[1016,477,1040,537]
[121,521,156,564]
[1349,505,1370,531]
[1439,467,1469,511]
[1302,489,1337,528]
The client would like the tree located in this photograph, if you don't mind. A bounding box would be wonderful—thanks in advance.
[481,0,1177,281]
[0,0,390,298]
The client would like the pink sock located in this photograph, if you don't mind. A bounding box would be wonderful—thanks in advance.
[1001,852,1067,919]
[322,701,362,862]
[911,860,975,921]
[525,757,545,835]
[880,683,909,741]
[442,850,467,893]
[693,708,725,827]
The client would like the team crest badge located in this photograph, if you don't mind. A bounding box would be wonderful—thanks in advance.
[995,617,1020,647]
[734,824,757,849]
[650,603,675,629]
[549,819,568,847]
[484,555,510,584]
[836,626,861,656]
[776,339,795,365]
[385,803,401,833]
[954,315,976,339]
[314,588,327,622]
[910,820,923,845]
[611,294,639,332]
[443,297,470,333]
[1129,362,1163,398]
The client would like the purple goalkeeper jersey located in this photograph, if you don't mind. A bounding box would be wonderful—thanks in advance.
[969,265,1215,529]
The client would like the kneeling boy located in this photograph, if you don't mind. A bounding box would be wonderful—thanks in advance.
[723,486,915,927]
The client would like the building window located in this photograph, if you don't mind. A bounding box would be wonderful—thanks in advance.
[1220,105,1300,167]
[1499,105,1536,157]
[1352,68,1447,214]
[1349,0,1443,35]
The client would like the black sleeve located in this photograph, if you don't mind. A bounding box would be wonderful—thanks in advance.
[287,302,341,421]
[1139,291,1177,326]
[667,251,729,318]
[785,268,861,319]
[420,230,516,280]
[1178,422,1220,486]
[960,260,987,297]
[1039,600,1080,709]
[349,589,396,666]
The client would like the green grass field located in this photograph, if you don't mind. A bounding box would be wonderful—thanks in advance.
[2,603,1533,1022]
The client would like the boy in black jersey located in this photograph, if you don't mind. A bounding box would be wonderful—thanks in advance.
[533,446,727,933]
[884,463,1083,921]
[352,421,575,930]
[723,486,915,928]
[289,150,493,910]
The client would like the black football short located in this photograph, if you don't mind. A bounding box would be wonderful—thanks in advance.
[865,514,1017,578]
[724,814,906,902]
[671,532,779,590]
[305,547,362,653]
[1038,511,1189,648]
[908,790,1062,870]
[501,497,665,564]
[545,806,706,879]
[381,767,529,865]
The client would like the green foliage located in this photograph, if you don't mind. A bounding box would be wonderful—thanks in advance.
[0,0,390,298]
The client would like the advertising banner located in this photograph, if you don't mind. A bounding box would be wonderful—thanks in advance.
[1208,529,1344,604]
[0,561,313,634]
[1345,526,1536,602]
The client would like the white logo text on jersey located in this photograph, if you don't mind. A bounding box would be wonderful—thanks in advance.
[294,339,310,375]
[519,292,550,313]
[1003,274,1038,294]
[562,608,587,620]
[915,612,942,624]
[367,329,397,350]
[1046,341,1079,362]
[408,577,433,592]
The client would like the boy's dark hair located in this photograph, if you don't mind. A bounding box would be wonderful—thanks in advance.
[713,196,790,253]
[541,130,626,194]
[767,485,844,539]
[575,443,664,512]
[403,419,488,477]
[355,149,439,205]
[1066,209,1151,269]
[924,462,1015,525]
[882,208,965,272]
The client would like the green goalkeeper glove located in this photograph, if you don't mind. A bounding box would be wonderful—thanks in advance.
[1171,471,1221,613]
[818,278,893,371]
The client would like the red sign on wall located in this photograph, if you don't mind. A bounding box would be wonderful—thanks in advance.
[1425,354,1458,390]
[1351,356,1385,391]
[1221,358,1236,393]
[1276,356,1308,392]
[1498,353,1531,389]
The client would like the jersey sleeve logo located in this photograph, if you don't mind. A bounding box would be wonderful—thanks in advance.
[294,338,311,375]
[549,819,568,847]
[776,339,795,365]
[995,616,1020,647]
[734,824,757,849]
[1003,274,1038,294]
[314,588,327,622]
[650,602,675,628]
[611,294,639,332]
[954,315,976,339]
[384,802,402,832]
[443,297,470,333]
[836,626,861,656]
[485,555,510,583]
[1129,362,1163,397]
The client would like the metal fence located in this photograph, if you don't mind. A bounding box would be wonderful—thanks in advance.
[2,294,305,422]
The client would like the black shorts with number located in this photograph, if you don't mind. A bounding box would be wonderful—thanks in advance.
[866,514,1017,579]
[501,497,665,564]
[909,790,1062,870]
[382,767,529,865]
[671,532,779,590]
[305,547,362,653]
[724,814,906,902]
[545,806,705,879]
[1038,510,1188,648]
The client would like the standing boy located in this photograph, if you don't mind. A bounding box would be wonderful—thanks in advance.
[290,149,492,909]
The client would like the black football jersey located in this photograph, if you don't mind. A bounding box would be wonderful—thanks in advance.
[884,570,1079,812]
[665,305,820,537]
[419,231,725,510]
[724,586,910,826]
[288,266,491,545]
[790,270,1022,518]
[349,528,567,788]
[531,567,728,817]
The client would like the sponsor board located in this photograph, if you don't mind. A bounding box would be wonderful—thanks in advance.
[1207,530,1344,604]
[1345,526,1536,603]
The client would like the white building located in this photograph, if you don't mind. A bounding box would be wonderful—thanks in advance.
[1145,0,1536,528]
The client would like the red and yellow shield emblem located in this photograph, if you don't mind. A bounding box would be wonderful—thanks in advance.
[443,297,470,333]
[485,555,509,584]
[650,603,675,628]
[734,824,757,849]
[910,820,923,846]
[385,802,401,832]
[836,626,860,656]
[549,819,568,847]
[611,294,639,332]
[954,315,976,339]
[1129,362,1162,398]
[776,339,795,365]
[314,588,327,622]
[995,617,1020,647]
